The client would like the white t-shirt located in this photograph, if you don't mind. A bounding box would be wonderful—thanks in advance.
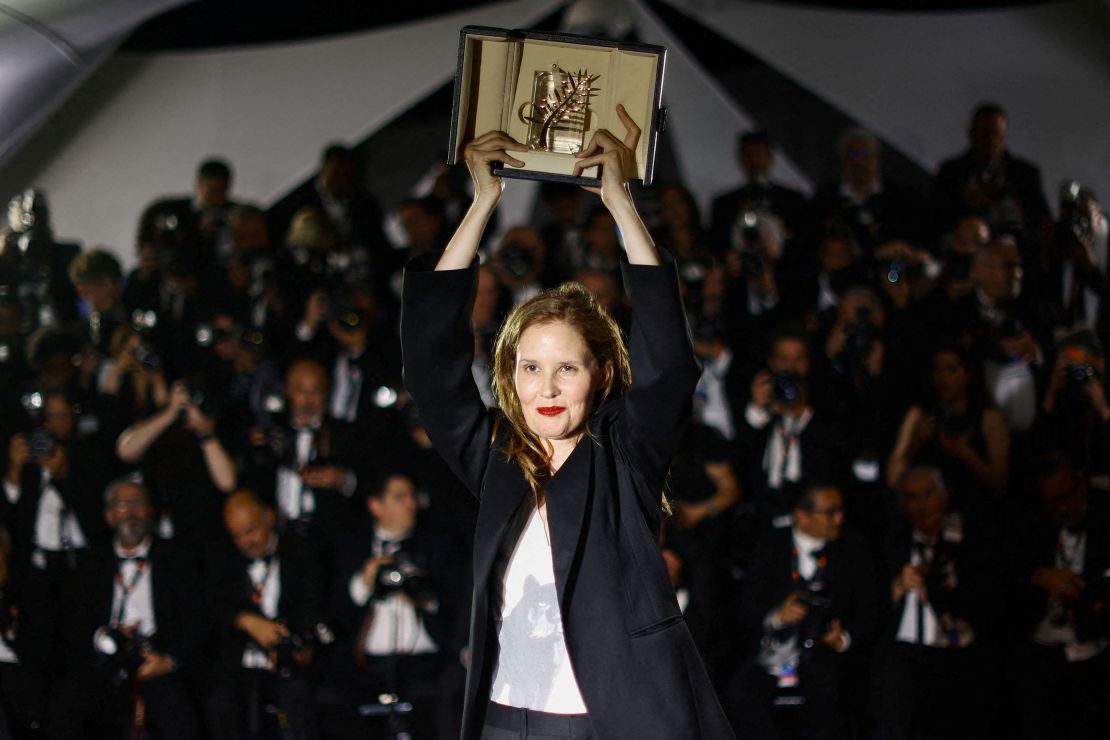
[490,505,587,714]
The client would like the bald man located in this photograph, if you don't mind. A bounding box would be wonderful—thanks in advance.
[243,358,365,551]
[206,490,326,740]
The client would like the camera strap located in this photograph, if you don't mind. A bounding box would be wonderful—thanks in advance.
[249,556,274,608]
[112,558,148,628]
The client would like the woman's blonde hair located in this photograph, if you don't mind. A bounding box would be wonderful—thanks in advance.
[491,281,631,494]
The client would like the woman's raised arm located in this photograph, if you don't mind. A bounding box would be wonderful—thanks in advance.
[435,132,528,271]
[573,104,659,266]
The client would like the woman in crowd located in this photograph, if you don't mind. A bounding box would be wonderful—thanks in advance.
[401,106,735,740]
[887,344,1011,504]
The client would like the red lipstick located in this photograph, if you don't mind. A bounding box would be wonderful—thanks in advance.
[537,406,566,416]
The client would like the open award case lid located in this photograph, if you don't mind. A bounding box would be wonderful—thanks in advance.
[448,26,667,187]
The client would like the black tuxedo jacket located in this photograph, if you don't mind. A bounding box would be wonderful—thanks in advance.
[5,457,108,568]
[881,514,1003,641]
[402,253,735,739]
[1004,495,1110,642]
[930,150,1050,237]
[709,182,809,251]
[741,527,877,664]
[243,416,367,539]
[332,522,465,654]
[59,539,204,672]
[208,532,326,671]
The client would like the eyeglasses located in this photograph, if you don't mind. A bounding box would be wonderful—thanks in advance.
[108,500,150,513]
[807,506,844,517]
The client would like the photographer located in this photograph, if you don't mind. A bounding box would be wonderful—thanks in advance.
[929,103,1050,255]
[5,388,110,724]
[721,209,791,334]
[136,158,237,266]
[243,358,363,551]
[809,129,922,257]
[1049,181,1108,330]
[737,332,847,520]
[320,471,464,739]
[0,188,81,331]
[947,238,1051,437]
[887,345,1011,508]
[207,490,327,740]
[816,286,908,471]
[1004,455,1110,740]
[709,131,808,257]
[489,226,546,306]
[875,466,1003,740]
[1034,329,1110,477]
[115,379,236,543]
[96,324,169,429]
[727,483,876,739]
[0,524,38,739]
[48,476,203,739]
[67,248,125,358]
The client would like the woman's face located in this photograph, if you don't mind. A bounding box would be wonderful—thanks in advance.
[514,320,604,446]
[931,351,969,402]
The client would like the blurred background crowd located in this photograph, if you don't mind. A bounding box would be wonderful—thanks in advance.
[0,101,1107,739]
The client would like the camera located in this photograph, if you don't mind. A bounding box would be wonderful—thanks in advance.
[375,551,435,608]
[94,626,149,685]
[272,623,334,678]
[734,211,766,278]
[27,429,55,461]
[1068,363,1096,386]
[842,306,874,366]
[939,411,971,437]
[997,316,1026,341]
[498,240,535,281]
[771,371,803,406]
[945,253,972,281]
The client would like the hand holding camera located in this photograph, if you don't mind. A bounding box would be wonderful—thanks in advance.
[1033,566,1086,604]
[235,611,289,649]
[893,563,928,604]
[774,592,810,627]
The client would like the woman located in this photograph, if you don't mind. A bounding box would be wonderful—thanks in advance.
[402,107,735,740]
[886,345,1010,501]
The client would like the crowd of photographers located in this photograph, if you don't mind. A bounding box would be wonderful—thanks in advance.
[0,102,1107,739]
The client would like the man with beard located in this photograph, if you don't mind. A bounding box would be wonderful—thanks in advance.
[48,475,204,739]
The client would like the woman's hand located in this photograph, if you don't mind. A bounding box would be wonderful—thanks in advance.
[437,133,528,271]
[573,104,640,207]
[462,132,529,204]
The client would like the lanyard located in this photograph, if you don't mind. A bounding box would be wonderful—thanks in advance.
[112,559,148,627]
[249,557,273,608]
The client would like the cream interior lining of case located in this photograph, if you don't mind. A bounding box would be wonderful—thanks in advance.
[455,33,659,180]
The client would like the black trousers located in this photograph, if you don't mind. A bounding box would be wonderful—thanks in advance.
[207,668,318,740]
[724,659,838,740]
[316,652,461,740]
[0,662,39,739]
[1006,641,1110,740]
[873,641,996,740]
[478,702,592,740]
[46,665,202,740]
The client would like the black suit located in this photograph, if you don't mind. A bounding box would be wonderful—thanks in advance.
[207,532,326,740]
[321,522,467,739]
[48,539,204,739]
[930,150,1050,239]
[709,181,809,253]
[402,252,735,740]
[874,513,1003,740]
[1004,495,1110,740]
[809,179,922,255]
[728,527,877,738]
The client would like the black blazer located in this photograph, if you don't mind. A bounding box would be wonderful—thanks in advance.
[402,252,735,740]
[740,527,878,665]
[208,532,326,671]
[59,539,204,672]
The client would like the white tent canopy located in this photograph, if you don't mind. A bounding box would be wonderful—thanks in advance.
[2,0,1110,265]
